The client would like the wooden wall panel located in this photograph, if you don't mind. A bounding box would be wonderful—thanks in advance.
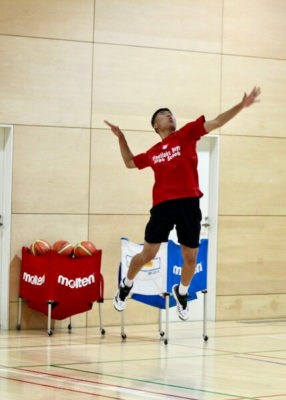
[92,44,221,130]
[12,126,90,214]
[9,301,87,330]
[223,0,286,59]
[9,301,49,330]
[0,0,94,41]
[90,129,157,214]
[219,135,286,215]
[217,216,286,295]
[216,294,286,320]
[221,55,286,138]
[94,0,222,53]
[0,36,92,127]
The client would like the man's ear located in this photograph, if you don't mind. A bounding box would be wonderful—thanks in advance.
[153,122,158,133]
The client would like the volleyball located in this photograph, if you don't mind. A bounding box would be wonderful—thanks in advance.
[53,240,74,256]
[73,241,97,258]
[30,239,51,256]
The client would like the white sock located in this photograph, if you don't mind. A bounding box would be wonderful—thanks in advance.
[123,277,133,287]
[178,283,188,296]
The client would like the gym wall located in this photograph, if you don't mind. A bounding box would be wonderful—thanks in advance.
[0,0,285,329]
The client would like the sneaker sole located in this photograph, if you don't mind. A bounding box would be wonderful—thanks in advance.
[113,292,125,312]
[113,303,124,312]
[172,285,188,321]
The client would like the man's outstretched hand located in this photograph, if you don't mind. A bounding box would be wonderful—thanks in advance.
[104,120,124,138]
[241,86,261,108]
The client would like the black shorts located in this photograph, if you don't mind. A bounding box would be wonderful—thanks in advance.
[144,197,202,248]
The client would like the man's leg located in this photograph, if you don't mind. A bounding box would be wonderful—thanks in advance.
[113,241,161,311]
[180,245,199,287]
[172,245,198,321]
[127,241,161,280]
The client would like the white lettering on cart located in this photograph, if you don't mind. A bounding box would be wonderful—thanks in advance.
[57,274,95,289]
[23,272,45,286]
[172,263,203,276]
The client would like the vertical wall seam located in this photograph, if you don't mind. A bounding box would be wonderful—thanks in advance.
[219,0,225,119]
[87,0,96,243]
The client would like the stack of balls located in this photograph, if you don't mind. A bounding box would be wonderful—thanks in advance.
[29,239,97,257]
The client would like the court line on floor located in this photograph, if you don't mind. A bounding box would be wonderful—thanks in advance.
[0,340,134,351]
[0,367,197,400]
[12,367,199,400]
[244,353,286,362]
[5,353,252,369]
[234,355,286,366]
[0,375,122,399]
[226,393,286,400]
[10,347,286,369]
[53,364,262,400]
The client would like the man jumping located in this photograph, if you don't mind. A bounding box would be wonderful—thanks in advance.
[105,86,261,320]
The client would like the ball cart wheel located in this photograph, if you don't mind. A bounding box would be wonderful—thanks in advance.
[101,328,106,335]
[204,335,208,341]
[121,333,127,340]
[16,324,21,331]
[48,329,53,336]
[160,331,165,337]
[164,338,168,345]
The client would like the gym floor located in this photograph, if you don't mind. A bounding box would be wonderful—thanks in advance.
[0,319,285,399]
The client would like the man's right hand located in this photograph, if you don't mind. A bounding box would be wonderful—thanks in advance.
[104,120,124,139]
[104,120,136,168]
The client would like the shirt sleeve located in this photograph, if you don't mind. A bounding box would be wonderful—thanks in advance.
[179,115,207,141]
[133,152,150,170]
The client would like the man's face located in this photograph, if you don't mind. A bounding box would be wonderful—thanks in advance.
[154,110,176,133]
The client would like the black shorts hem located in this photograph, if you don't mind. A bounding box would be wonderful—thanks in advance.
[178,240,200,249]
[144,197,202,248]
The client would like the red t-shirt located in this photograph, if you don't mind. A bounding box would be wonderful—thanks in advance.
[133,116,207,206]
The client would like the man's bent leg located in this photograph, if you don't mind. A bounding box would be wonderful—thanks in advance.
[127,241,161,280]
[114,241,161,312]
[172,245,198,321]
[180,245,198,287]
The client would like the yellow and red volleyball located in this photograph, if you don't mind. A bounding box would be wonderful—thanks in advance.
[30,239,51,256]
[53,240,74,257]
[73,241,97,258]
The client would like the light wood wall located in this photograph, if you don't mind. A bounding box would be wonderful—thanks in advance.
[0,0,285,329]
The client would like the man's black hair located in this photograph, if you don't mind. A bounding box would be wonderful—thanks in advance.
[151,108,172,127]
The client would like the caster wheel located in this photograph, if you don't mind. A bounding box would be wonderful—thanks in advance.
[101,328,106,335]
[48,330,53,336]
[16,324,21,331]
[204,335,208,341]
[68,323,72,330]
[164,339,168,345]
[159,331,165,337]
[121,333,127,340]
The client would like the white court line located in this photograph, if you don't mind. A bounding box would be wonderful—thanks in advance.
[0,367,176,400]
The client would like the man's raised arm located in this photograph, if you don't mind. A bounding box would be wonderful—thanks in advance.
[104,120,136,169]
[204,86,261,133]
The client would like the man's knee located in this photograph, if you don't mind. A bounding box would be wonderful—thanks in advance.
[141,242,160,263]
[181,245,198,265]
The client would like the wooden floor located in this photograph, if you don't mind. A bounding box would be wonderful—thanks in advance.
[0,319,286,399]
